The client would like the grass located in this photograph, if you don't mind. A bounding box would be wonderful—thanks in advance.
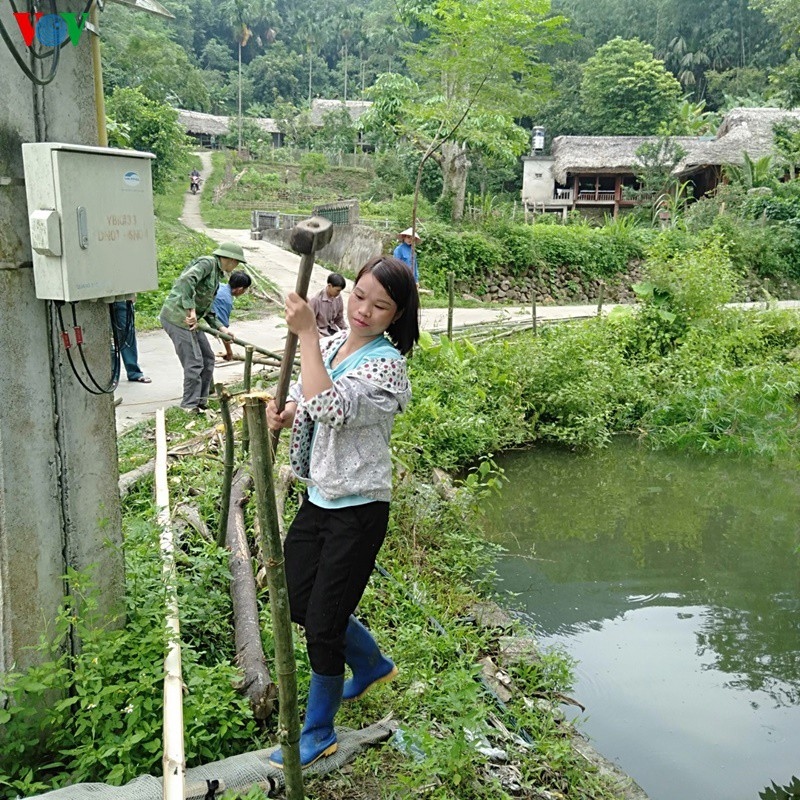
[113,404,622,800]
[134,156,277,331]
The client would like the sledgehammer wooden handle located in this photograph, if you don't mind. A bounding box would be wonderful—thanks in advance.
[271,216,334,453]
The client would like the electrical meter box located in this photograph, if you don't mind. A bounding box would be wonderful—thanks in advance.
[22,142,158,302]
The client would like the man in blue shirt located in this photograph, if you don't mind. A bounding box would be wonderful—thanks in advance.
[211,270,252,360]
[392,227,421,286]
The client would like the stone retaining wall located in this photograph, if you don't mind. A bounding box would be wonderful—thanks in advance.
[472,263,645,305]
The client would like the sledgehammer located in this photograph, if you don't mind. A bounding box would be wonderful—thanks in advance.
[270,216,334,452]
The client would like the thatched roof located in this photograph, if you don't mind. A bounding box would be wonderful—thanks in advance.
[550,135,702,182]
[176,109,281,136]
[309,99,372,126]
[550,107,800,183]
[675,107,800,175]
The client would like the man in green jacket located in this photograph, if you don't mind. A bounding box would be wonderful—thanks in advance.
[159,242,248,412]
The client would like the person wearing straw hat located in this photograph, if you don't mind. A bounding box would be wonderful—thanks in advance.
[393,227,421,286]
[159,242,248,412]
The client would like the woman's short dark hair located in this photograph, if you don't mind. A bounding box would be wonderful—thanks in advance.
[228,270,252,290]
[355,256,420,355]
[327,272,346,289]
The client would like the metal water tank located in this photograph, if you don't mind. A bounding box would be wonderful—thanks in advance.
[532,126,546,153]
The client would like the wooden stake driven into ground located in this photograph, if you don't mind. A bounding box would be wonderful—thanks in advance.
[216,383,236,547]
[245,394,304,798]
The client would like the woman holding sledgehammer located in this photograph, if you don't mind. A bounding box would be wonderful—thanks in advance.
[266,256,420,769]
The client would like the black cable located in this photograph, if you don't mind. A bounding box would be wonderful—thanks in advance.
[120,299,136,352]
[0,0,96,85]
[69,302,119,394]
[55,302,106,395]
[373,562,536,746]
[0,0,60,84]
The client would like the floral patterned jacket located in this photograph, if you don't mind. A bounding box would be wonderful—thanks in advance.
[287,331,411,502]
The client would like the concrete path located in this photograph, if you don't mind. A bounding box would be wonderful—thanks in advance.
[114,157,800,432]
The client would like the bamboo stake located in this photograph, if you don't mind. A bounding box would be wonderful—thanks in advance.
[447,271,455,339]
[226,467,277,719]
[531,278,538,337]
[242,345,254,454]
[216,383,235,547]
[231,352,285,368]
[156,409,185,800]
[198,321,286,362]
[597,281,605,317]
[245,395,304,798]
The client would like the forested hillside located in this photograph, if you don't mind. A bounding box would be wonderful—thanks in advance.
[101,0,796,124]
[98,0,800,223]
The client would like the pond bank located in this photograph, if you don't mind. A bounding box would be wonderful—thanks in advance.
[468,600,651,800]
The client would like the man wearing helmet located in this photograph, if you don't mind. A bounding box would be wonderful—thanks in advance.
[159,242,248,412]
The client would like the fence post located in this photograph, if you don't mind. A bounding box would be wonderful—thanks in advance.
[447,272,455,339]
[242,345,254,455]
[597,281,605,317]
[245,396,304,798]
[531,277,537,336]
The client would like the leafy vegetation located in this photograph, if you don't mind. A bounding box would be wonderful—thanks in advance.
[4,214,800,797]
[105,87,191,193]
[580,38,683,135]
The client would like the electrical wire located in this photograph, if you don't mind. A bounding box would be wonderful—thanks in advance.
[71,301,119,393]
[55,301,105,395]
[0,0,96,86]
[54,301,120,395]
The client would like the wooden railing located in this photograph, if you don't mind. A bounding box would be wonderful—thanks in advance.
[576,190,616,202]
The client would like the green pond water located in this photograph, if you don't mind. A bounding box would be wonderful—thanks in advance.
[482,439,800,800]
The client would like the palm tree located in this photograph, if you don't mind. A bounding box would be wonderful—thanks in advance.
[219,0,274,151]
[295,9,326,106]
[724,152,777,189]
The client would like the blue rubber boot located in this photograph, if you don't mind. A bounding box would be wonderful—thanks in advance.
[342,616,399,702]
[269,672,343,769]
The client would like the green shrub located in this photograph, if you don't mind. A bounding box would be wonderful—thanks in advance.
[417,221,644,292]
[743,185,800,222]
[299,152,328,185]
[707,215,800,280]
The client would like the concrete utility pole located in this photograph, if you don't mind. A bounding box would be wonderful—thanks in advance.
[0,2,124,673]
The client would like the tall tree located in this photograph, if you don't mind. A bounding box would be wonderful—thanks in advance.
[395,0,569,220]
[580,37,683,135]
[749,0,800,51]
[219,0,276,149]
[106,88,190,192]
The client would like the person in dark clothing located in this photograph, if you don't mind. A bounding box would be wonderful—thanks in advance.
[112,297,150,383]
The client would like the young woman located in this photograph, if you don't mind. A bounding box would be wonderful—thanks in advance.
[266,256,420,769]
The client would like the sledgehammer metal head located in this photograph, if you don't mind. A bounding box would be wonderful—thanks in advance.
[287,216,333,302]
[289,215,333,257]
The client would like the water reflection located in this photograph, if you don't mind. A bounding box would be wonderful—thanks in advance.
[483,439,800,800]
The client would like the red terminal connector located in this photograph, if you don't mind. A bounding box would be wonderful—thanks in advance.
[73,326,84,346]
[61,330,71,349]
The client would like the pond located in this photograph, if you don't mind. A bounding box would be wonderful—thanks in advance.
[482,439,800,800]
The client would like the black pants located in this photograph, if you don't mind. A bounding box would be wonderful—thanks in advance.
[284,497,390,676]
